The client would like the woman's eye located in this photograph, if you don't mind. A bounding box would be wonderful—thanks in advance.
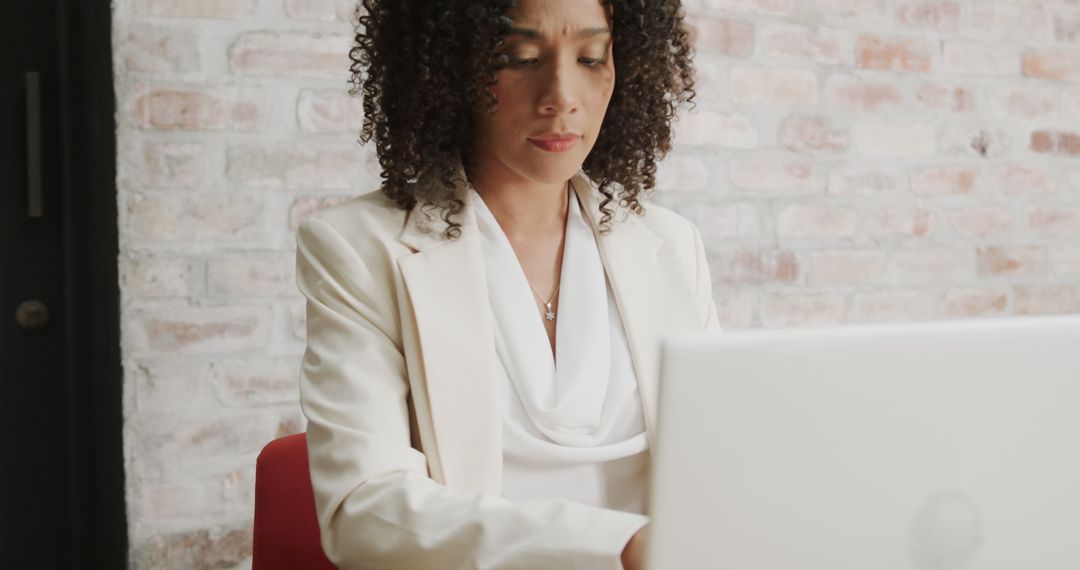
[502,56,538,68]
[499,55,607,69]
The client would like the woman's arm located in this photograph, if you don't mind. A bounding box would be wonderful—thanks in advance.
[296,217,648,570]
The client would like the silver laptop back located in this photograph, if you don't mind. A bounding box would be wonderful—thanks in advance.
[648,315,1080,569]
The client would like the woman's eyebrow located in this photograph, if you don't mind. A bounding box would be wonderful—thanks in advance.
[505,26,611,40]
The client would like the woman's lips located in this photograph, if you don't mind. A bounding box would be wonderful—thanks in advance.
[528,135,580,152]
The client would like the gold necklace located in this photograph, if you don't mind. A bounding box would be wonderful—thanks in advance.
[525,179,573,322]
[527,281,560,321]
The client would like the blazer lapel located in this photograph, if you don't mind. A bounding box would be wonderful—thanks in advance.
[571,175,702,451]
[397,170,503,494]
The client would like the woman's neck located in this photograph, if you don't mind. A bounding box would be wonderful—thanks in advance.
[465,161,570,238]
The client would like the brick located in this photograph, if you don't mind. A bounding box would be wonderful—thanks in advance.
[337,0,357,21]
[852,290,938,323]
[653,156,709,194]
[910,166,980,196]
[288,195,353,230]
[989,85,1058,120]
[975,246,1047,278]
[894,0,961,31]
[1023,48,1080,81]
[942,288,1009,318]
[828,165,904,195]
[127,411,290,478]
[129,306,273,354]
[712,250,800,285]
[1014,284,1080,315]
[943,41,1018,75]
[729,155,824,194]
[700,0,795,17]
[776,203,859,239]
[285,0,338,21]
[139,140,210,189]
[209,357,302,406]
[973,4,1047,43]
[132,85,224,130]
[824,74,904,112]
[227,142,363,189]
[125,193,266,242]
[133,0,255,18]
[778,113,849,153]
[674,111,759,148]
[997,164,1057,195]
[134,479,224,521]
[864,207,935,238]
[890,248,974,285]
[948,206,1015,238]
[761,292,846,328]
[939,124,1012,158]
[131,526,252,569]
[1031,131,1080,157]
[207,254,296,297]
[713,290,757,330]
[692,61,730,104]
[729,66,818,105]
[123,254,200,297]
[857,34,933,72]
[1029,206,1080,235]
[916,82,976,113]
[1059,89,1080,123]
[120,25,199,73]
[698,203,762,241]
[131,84,268,131]
[229,32,350,77]
[813,0,889,21]
[284,299,306,342]
[1056,14,1080,43]
[853,122,935,157]
[297,89,363,133]
[221,465,259,516]
[760,23,854,66]
[686,16,755,56]
[132,360,217,415]
[809,249,887,286]
[1052,246,1080,276]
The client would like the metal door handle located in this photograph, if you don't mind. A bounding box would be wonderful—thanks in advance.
[25,71,42,219]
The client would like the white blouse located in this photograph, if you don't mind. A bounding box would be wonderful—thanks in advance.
[471,183,651,515]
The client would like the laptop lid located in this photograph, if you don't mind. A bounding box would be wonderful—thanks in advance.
[648,315,1080,569]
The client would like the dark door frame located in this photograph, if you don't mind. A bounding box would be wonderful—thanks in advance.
[58,0,126,565]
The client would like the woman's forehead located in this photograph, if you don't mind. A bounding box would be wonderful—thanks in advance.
[505,0,612,35]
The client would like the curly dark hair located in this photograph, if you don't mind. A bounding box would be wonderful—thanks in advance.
[349,0,696,240]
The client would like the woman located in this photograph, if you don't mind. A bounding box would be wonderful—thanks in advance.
[295,0,718,568]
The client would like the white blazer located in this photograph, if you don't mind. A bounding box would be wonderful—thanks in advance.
[295,164,720,569]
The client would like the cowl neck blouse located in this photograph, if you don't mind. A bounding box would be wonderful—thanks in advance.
[471,183,649,513]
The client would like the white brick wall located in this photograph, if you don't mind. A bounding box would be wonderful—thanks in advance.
[112,0,1080,566]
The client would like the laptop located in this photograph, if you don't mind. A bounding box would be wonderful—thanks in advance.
[647,315,1080,569]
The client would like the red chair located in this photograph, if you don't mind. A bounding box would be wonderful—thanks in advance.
[253,432,338,569]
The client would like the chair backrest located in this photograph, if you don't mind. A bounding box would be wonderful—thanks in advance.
[253,432,338,570]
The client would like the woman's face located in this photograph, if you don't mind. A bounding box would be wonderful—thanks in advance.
[471,0,615,187]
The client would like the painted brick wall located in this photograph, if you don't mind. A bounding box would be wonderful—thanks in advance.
[113,0,1080,567]
[658,0,1080,329]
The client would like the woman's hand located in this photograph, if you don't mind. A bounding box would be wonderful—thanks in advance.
[621,524,648,570]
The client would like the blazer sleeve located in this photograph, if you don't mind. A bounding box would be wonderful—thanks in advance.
[295,216,649,570]
[690,223,722,332]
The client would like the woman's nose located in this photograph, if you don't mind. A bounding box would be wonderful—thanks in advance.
[536,57,580,116]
